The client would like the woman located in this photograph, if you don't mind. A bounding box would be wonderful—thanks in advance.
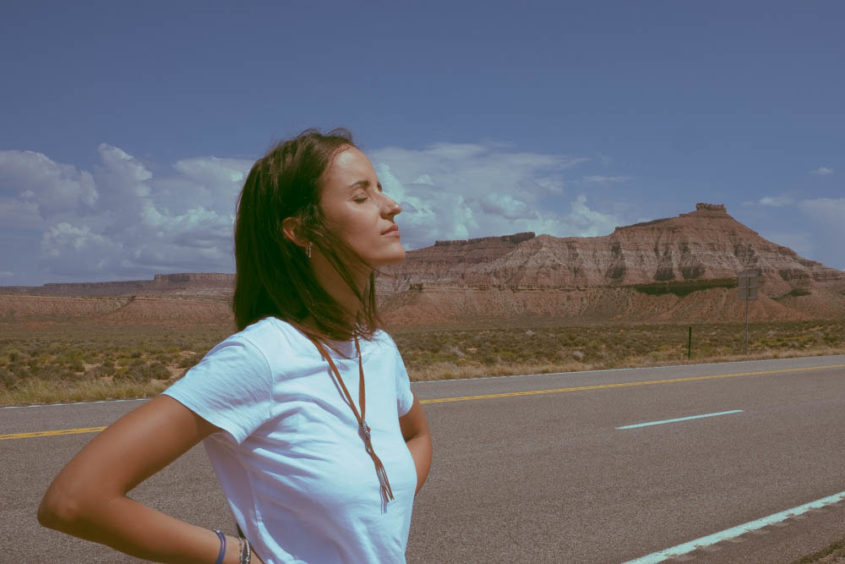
[38,129,433,564]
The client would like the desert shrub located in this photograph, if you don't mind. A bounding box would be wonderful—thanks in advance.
[7,363,30,380]
[153,352,173,365]
[117,360,171,384]
[90,360,117,378]
[55,366,85,381]
[178,352,204,368]
[116,360,147,383]
[0,368,20,390]
[147,361,171,380]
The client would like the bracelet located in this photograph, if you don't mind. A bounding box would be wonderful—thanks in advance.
[213,529,226,564]
[239,536,251,564]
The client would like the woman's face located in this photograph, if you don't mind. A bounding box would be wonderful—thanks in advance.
[318,146,405,268]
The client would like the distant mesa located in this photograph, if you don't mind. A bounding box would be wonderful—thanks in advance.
[0,272,234,298]
[2,205,843,326]
[434,232,536,247]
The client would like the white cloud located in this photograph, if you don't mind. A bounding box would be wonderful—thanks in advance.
[370,142,608,248]
[480,193,535,220]
[583,175,630,184]
[810,166,834,176]
[758,195,794,207]
[173,156,250,185]
[0,150,97,219]
[0,197,41,228]
[0,145,247,282]
[558,195,619,237]
[42,222,115,258]
[412,174,434,186]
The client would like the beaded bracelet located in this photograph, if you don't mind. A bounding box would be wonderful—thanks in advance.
[213,530,226,564]
[238,535,251,564]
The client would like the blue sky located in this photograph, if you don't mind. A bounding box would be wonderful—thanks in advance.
[1,1,843,285]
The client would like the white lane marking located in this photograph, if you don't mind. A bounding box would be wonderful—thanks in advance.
[617,410,744,430]
[0,398,148,410]
[623,490,845,563]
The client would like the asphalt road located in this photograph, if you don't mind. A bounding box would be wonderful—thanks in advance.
[2,355,843,563]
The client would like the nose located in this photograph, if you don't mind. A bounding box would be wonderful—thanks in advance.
[381,194,401,217]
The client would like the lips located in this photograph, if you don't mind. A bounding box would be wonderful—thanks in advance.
[382,224,399,236]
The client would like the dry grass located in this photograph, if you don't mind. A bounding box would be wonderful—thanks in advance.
[393,319,845,380]
[1,319,843,406]
[0,325,228,406]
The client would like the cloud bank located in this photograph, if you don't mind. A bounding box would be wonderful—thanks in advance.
[2,142,625,284]
[0,146,250,283]
[370,142,618,248]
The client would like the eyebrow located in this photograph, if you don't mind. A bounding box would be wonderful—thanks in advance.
[348,180,370,189]
[348,179,383,191]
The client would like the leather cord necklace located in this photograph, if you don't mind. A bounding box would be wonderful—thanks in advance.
[310,336,394,504]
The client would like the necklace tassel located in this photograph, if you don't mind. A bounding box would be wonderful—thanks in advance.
[372,452,394,503]
[311,336,396,506]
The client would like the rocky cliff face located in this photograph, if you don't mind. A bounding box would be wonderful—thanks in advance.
[377,204,845,324]
[380,204,841,294]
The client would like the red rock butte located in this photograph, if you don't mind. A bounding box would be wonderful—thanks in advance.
[375,203,844,325]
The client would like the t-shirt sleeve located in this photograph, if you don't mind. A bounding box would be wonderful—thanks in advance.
[163,335,274,444]
[394,348,414,417]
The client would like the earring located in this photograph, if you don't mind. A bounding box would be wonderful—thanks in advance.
[306,242,312,259]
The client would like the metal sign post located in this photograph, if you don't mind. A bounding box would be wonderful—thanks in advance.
[737,270,759,354]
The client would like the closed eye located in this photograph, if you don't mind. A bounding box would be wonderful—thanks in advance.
[349,179,380,200]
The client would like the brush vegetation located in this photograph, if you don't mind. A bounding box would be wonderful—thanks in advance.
[1,320,843,406]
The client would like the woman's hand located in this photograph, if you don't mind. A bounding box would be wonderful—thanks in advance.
[38,395,244,563]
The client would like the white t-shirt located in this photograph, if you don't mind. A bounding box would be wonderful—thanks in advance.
[163,317,417,564]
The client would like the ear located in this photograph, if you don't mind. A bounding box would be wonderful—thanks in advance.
[282,216,307,248]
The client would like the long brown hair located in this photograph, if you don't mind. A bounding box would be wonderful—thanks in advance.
[232,129,380,341]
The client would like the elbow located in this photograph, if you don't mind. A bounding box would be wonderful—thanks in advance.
[38,485,85,532]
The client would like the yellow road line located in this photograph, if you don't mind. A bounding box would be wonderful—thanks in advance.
[0,426,106,441]
[419,363,845,405]
[3,363,842,440]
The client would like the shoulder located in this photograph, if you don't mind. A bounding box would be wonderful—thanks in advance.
[358,330,404,367]
[362,329,399,352]
[225,317,307,355]
[190,317,313,376]
[373,328,397,345]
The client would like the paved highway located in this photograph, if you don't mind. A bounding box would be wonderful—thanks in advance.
[2,355,843,562]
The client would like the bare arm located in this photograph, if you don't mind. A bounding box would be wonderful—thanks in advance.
[38,395,263,564]
[399,396,432,495]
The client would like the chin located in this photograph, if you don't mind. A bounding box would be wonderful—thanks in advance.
[374,248,406,266]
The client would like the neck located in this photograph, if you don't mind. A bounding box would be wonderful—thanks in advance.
[310,251,370,329]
